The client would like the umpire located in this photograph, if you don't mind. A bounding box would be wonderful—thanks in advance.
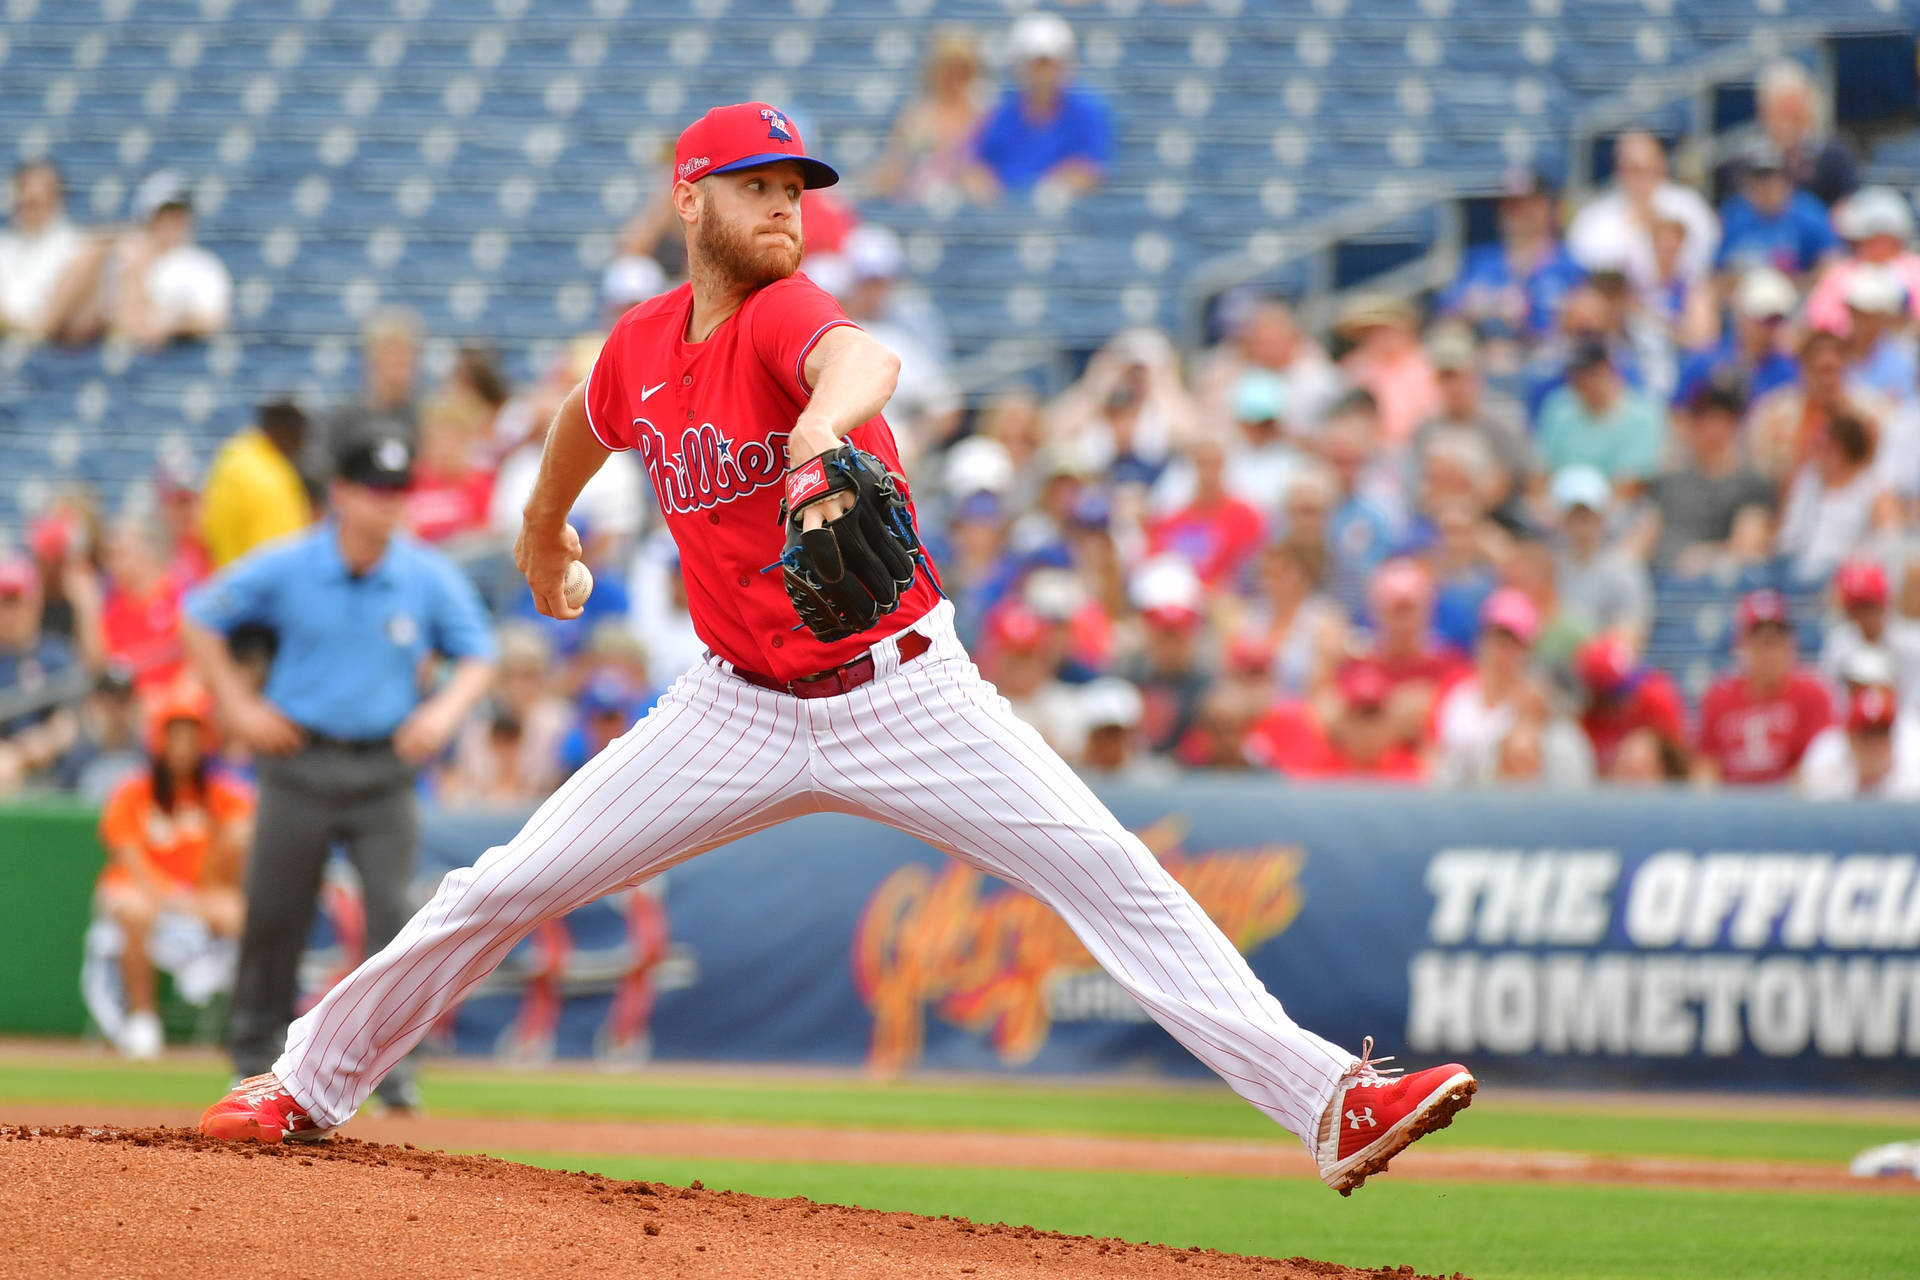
[182,433,494,1108]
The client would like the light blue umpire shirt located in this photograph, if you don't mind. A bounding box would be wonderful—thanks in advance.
[184,521,496,741]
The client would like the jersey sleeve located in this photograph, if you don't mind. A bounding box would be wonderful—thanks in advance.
[183,541,291,634]
[584,324,636,451]
[424,554,498,662]
[747,275,860,397]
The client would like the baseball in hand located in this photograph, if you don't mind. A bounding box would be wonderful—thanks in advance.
[563,560,594,610]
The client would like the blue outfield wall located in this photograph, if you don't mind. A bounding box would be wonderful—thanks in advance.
[403,781,1920,1092]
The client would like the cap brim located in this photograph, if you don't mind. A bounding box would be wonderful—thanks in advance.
[707,153,840,189]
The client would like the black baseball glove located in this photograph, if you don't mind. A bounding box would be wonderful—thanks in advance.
[771,443,923,643]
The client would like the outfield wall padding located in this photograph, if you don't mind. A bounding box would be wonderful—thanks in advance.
[6,784,1916,1090]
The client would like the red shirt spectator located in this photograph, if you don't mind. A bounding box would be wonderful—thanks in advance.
[1147,438,1265,588]
[1576,635,1687,773]
[1696,590,1833,785]
[404,404,496,543]
[1246,661,1425,780]
[100,519,186,693]
[404,465,494,543]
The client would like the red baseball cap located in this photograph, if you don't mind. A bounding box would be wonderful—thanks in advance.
[1848,684,1897,733]
[674,102,839,189]
[988,603,1051,653]
[1835,560,1890,608]
[1336,660,1393,710]
[1737,588,1791,635]
[1576,633,1637,694]
[0,555,35,597]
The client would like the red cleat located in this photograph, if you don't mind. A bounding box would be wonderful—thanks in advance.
[198,1073,331,1144]
[1316,1038,1476,1196]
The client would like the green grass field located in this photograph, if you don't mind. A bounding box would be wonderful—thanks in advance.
[2,1052,1915,1280]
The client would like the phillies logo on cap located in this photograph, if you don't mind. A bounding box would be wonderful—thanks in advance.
[760,108,794,142]
[677,155,711,180]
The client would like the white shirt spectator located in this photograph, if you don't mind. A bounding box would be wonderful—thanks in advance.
[1568,181,1719,293]
[1817,619,1920,709]
[1777,463,1886,580]
[0,215,83,332]
[490,439,648,542]
[142,243,232,336]
[1797,718,1920,800]
[1433,679,1592,786]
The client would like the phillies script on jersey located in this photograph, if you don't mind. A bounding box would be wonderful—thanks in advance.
[585,273,940,681]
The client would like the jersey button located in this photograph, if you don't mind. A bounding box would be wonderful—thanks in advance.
[771,636,784,648]
[707,513,720,525]
[681,375,692,385]
[736,574,749,587]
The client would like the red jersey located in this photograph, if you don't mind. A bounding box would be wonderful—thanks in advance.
[101,575,185,693]
[1581,670,1686,771]
[1243,702,1425,781]
[1362,641,1466,692]
[585,274,938,680]
[1696,670,1832,785]
[1147,498,1265,588]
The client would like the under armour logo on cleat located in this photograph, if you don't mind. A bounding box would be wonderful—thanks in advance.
[1346,1107,1377,1130]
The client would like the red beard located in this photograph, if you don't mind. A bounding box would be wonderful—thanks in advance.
[695,211,803,291]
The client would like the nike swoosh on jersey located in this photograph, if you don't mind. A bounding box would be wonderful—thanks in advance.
[640,382,668,401]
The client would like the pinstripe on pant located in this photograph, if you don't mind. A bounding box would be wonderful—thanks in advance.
[275,601,1357,1146]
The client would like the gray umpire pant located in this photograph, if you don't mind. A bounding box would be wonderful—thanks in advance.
[228,740,420,1107]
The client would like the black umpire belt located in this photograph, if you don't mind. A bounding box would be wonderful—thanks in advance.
[301,730,397,752]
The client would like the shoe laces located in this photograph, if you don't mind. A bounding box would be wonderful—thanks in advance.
[235,1074,291,1106]
[1344,1036,1403,1089]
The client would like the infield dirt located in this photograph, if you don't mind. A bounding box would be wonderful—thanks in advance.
[0,1124,1463,1280]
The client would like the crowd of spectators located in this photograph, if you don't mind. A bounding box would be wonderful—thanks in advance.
[4,28,1918,805]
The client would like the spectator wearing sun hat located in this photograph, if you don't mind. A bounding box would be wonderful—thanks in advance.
[1335,294,1440,452]
[1797,682,1920,800]
[1817,559,1920,709]
[1694,590,1832,786]
[1803,187,1920,334]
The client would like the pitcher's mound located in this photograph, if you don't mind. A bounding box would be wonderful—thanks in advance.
[0,1124,1459,1279]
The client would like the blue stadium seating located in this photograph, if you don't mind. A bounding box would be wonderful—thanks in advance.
[1,0,1917,547]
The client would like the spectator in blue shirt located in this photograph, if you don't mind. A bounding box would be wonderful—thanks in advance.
[965,13,1114,201]
[1438,166,1585,345]
[0,554,81,792]
[1715,140,1841,279]
[1672,266,1802,408]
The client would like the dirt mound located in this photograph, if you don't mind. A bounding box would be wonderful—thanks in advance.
[0,1123,1461,1280]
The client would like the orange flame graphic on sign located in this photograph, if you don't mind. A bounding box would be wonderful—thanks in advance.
[851,815,1305,1070]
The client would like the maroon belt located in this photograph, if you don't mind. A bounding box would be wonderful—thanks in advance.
[727,630,933,699]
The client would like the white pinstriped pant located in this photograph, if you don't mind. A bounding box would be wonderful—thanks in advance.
[277,601,1357,1146]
